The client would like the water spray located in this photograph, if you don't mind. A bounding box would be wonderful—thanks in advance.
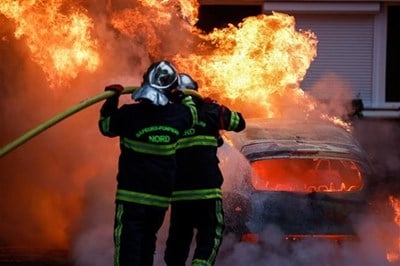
[0,87,203,158]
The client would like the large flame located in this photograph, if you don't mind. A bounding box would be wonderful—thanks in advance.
[0,0,100,88]
[176,12,318,119]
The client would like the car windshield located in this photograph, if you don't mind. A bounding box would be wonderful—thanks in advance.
[251,158,363,192]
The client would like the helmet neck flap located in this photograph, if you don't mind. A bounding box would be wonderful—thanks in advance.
[132,83,169,106]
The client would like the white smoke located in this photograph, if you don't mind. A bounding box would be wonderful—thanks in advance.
[215,213,395,266]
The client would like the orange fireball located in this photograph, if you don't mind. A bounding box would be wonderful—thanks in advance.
[0,0,100,88]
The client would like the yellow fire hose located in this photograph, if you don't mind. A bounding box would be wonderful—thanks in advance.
[0,87,202,158]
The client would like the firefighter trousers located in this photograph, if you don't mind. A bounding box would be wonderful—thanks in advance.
[164,199,224,266]
[114,201,167,266]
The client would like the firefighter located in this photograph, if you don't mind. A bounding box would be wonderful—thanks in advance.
[98,61,197,266]
[164,73,246,266]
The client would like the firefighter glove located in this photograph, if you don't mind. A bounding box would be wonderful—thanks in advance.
[105,84,124,95]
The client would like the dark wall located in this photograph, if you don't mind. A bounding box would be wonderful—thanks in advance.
[196,5,262,33]
[385,6,400,102]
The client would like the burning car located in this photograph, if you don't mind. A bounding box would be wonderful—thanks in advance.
[221,118,375,243]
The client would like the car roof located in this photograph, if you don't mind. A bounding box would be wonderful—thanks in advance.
[223,118,368,162]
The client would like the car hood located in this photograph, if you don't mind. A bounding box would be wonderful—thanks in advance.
[224,118,370,163]
[241,141,364,162]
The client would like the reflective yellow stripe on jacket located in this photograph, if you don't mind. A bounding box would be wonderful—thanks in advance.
[171,188,222,201]
[121,137,177,156]
[177,135,218,149]
[116,189,170,208]
[99,116,117,136]
[182,96,198,126]
[228,112,240,130]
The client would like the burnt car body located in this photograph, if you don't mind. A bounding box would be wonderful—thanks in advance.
[222,118,375,243]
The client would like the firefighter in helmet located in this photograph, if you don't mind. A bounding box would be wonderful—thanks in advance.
[98,61,197,266]
[164,73,246,266]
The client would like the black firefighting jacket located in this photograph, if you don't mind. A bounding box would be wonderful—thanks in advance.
[99,95,197,208]
[171,97,246,202]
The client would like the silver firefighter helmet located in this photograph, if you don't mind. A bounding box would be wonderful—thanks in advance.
[133,60,179,106]
[178,73,198,91]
